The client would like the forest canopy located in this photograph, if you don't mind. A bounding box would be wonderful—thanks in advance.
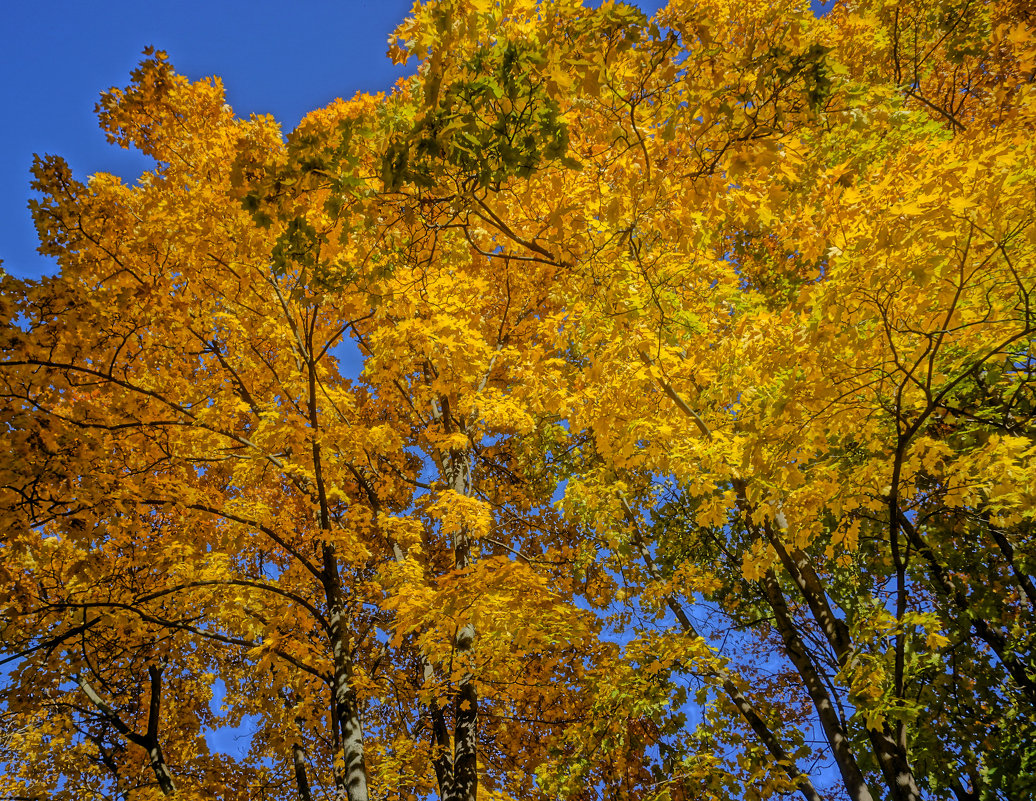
[2,1,1035,800]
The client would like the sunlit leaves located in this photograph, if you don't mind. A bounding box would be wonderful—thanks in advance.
[3,1,1036,800]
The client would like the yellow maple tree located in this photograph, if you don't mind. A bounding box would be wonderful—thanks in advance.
[2,2,1035,800]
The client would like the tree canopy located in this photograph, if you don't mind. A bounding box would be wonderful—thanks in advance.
[2,1,1035,800]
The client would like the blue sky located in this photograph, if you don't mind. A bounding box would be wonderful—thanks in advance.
[1,1,415,280]
[2,0,680,282]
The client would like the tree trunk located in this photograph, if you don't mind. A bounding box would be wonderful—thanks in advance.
[324,545,369,801]
[619,498,825,801]
[145,665,177,797]
[447,445,478,801]
[452,625,479,801]
[762,571,876,801]
[77,667,177,796]
[763,523,922,801]
[293,743,314,801]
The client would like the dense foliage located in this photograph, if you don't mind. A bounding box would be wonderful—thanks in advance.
[2,1,1034,800]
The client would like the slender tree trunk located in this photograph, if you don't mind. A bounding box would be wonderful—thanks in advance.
[764,530,851,663]
[431,390,481,801]
[144,665,177,797]
[293,743,314,801]
[427,667,456,799]
[452,622,479,801]
[385,513,457,801]
[307,340,370,801]
[761,571,876,801]
[77,667,177,796]
[324,545,369,801]
[328,604,369,801]
[446,440,478,801]
[762,519,922,801]
[619,498,825,801]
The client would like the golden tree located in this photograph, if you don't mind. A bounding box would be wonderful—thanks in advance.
[2,2,1035,800]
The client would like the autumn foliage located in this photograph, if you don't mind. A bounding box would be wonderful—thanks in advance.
[2,1,1035,800]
